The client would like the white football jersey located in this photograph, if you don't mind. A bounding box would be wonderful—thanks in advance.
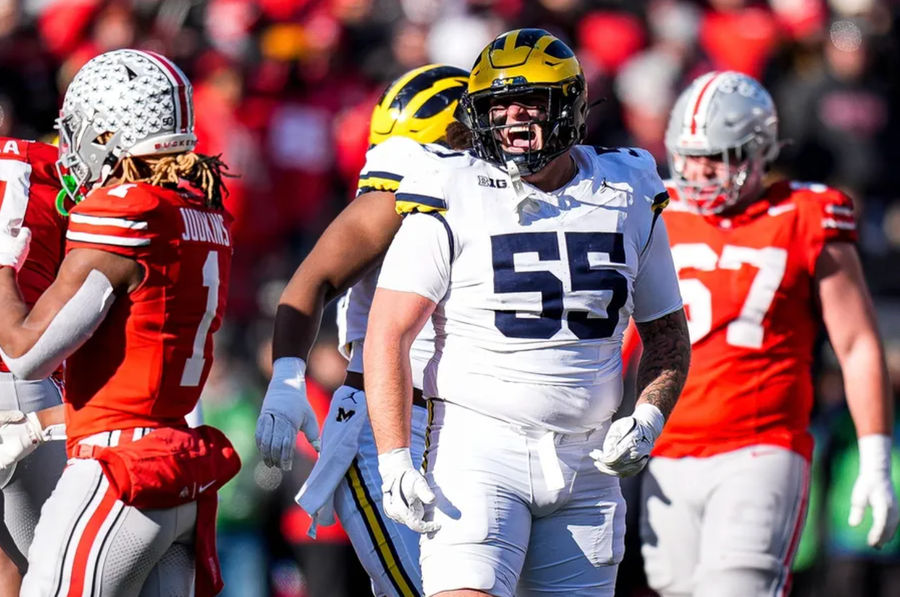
[377,145,683,433]
[336,135,474,388]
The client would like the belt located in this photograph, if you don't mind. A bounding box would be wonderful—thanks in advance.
[344,370,426,409]
[72,427,155,459]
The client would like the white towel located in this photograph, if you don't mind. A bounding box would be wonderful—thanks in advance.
[295,384,367,538]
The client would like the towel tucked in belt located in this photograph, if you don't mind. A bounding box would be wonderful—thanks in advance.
[295,383,368,537]
[296,371,427,538]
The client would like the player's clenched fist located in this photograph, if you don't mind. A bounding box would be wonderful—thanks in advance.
[0,219,31,272]
[848,434,900,548]
[591,403,665,477]
[378,448,440,534]
[256,357,321,470]
[0,410,45,469]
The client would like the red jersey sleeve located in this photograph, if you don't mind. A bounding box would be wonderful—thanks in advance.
[65,183,163,260]
[0,139,67,307]
[793,182,857,273]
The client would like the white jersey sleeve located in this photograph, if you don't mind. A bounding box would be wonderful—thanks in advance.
[355,136,421,196]
[377,211,453,303]
[339,139,471,387]
[625,148,682,322]
[632,216,682,322]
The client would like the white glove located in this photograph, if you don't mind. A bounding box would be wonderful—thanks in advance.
[256,357,321,470]
[591,403,665,478]
[378,448,440,534]
[0,219,30,272]
[0,410,44,469]
[848,434,899,548]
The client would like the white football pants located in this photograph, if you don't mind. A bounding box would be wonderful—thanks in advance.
[641,445,810,597]
[0,372,66,574]
[20,429,197,597]
[331,385,427,597]
[421,399,624,597]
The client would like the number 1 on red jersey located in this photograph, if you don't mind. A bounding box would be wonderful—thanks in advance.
[181,250,219,386]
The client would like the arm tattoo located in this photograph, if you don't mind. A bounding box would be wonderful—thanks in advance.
[634,308,691,419]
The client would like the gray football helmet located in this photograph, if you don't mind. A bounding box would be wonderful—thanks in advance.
[56,49,197,202]
[665,71,779,214]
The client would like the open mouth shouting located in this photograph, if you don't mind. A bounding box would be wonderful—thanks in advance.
[497,123,544,153]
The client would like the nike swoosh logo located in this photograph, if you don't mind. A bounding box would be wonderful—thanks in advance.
[198,481,216,493]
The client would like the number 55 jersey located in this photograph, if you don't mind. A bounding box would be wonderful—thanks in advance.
[653,181,857,461]
[377,146,683,433]
[63,182,232,450]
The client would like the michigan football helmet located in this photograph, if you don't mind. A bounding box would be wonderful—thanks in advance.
[462,28,588,176]
[665,71,779,214]
[369,64,469,146]
[56,49,197,202]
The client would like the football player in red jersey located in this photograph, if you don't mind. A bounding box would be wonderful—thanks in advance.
[0,49,238,597]
[638,71,899,596]
[0,139,68,597]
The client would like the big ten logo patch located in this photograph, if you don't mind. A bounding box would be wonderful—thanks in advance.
[478,175,508,189]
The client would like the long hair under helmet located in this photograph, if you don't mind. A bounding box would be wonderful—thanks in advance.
[369,64,469,146]
[665,71,779,214]
[462,28,588,176]
[56,49,198,204]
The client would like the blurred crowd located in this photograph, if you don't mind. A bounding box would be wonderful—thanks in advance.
[1,0,899,595]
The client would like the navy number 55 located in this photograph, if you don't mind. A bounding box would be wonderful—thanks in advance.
[491,231,627,340]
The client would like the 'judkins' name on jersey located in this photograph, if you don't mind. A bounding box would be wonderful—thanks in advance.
[179,207,230,246]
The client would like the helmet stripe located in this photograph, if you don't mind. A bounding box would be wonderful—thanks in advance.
[388,66,468,113]
[143,50,191,133]
[513,28,547,49]
[686,71,723,135]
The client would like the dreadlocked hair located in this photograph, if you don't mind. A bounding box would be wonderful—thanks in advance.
[118,152,233,209]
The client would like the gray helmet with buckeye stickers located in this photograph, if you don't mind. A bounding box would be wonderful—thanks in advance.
[665,71,779,214]
[56,49,197,203]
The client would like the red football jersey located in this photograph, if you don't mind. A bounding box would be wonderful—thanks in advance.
[63,182,233,449]
[0,138,66,373]
[654,180,857,461]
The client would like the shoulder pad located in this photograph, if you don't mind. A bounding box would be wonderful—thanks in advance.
[591,146,641,158]
[651,190,670,214]
[394,169,448,215]
[588,145,658,171]
[786,181,857,242]
[420,143,468,159]
[76,183,162,218]
[395,192,448,215]
[25,140,60,185]
[787,181,853,209]
[66,183,166,256]
[357,136,426,196]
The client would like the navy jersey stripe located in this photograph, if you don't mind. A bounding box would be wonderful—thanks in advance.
[359,170,403,182]
[427,211,455,264]
[395,192,447,210]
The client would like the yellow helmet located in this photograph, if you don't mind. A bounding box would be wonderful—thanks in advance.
[463,28,588,175]
[368,64,469,146]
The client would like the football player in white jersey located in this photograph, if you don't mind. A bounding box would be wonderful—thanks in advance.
[255,64,472,597]
[364,29,691,597]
